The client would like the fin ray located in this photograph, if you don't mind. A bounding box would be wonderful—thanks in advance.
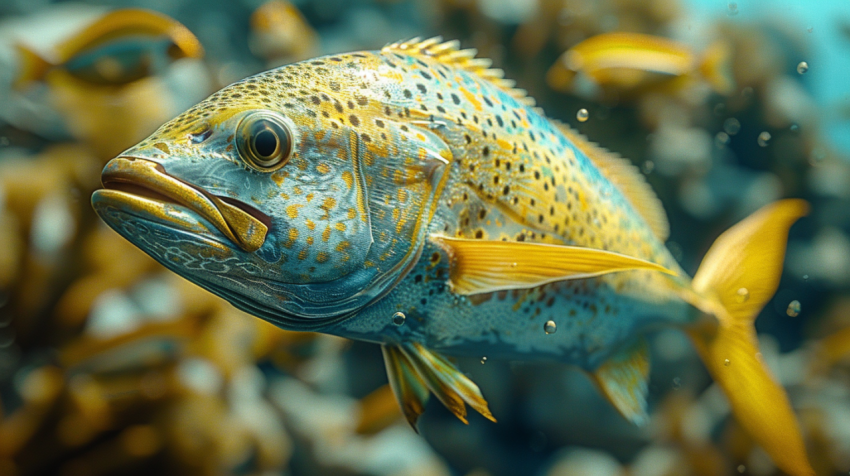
[382,345,430,429]
[431,235,676,295]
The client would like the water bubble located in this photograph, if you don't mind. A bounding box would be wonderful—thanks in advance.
[576,108,589,122]
[715,132,730,148]
[757,131,772,147]
[480,356,488,364]
[724,359,731,367]
[790,123,799,132]
[391,312,406,326]
[809,147,827,166]
[672,377,682,389]
[735,288,750,303]
[727,2,739,15]
[723,118,741,135]
[803,274,809,281]
[786,300,801,317]
[737,464,746,473]
[544,320,557,335]
[806,27,813,33]
[642,160,655,174]
[796,61,809,74]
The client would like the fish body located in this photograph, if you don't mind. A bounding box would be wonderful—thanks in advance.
[546,32,734,98]
[92,38,811,475]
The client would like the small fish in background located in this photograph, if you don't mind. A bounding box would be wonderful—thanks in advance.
[546,32,735,99]
[92,37,812,476]
[249,0,317,67]
[14,8,203,89]
[11,8,208,160]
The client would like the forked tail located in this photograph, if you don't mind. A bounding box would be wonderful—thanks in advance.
[685,199,812,476]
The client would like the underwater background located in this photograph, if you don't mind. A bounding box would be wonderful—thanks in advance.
[0,0,849,475]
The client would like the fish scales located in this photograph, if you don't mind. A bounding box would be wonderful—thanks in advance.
[92,38,814,475]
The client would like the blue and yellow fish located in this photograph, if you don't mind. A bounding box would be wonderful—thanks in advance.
[91,38,812,475]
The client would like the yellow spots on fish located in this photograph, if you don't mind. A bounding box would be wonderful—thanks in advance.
[347,207,357,219]
[320,197,336,220]
[316,251,329,263]
[341,170,354,189]
[316,162,331,174]
[335,222,346,232]
[305,219,316,231]
[293,185,303,195]
[392,208,401,222]
[298,249,308,260]
[306,236,314,245]
[336,241,350,252]
[461,88,482,111]
[305,193,314,203]
[286,204,303,219]
[283,227,299,248]
[322,225,331,242]
[272,171,287,186]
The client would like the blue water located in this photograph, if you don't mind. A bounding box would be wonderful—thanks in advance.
[684,0,850,155]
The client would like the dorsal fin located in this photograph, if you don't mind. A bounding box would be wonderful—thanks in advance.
[555,122,670,241]
[382,37,536,107]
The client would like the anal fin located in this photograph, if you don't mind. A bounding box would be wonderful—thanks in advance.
[381,342,496,429]
[591,338,651,425]
[431,235,675,295]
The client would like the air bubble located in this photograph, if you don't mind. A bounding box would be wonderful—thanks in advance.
[735,288,750,303]
[715,132,730,148]
[737,464,746,473]
[786,300,801,317]
[757,131,771,147]
[391,312,406,326]
[796,61,809,74]
[727,2,739,16]
[576,108,589,122]
[723,118,741,135]
[642,161,654,174]
[480,356,488,364]
[544,320,557,334]
[672,377,682,389]
[790,123,799,132]
[724,359,731,366]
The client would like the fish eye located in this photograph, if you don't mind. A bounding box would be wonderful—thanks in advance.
[236,112,292,171]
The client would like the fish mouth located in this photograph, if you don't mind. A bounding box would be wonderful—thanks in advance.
[95,157,269,252]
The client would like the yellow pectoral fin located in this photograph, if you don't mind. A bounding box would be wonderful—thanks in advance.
[430,235,676,295]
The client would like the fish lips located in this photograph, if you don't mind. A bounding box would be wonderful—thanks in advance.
[91,157,269,253]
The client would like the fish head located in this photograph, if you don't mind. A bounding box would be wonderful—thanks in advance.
[91,59,451,331]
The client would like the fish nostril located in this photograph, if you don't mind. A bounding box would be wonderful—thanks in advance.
[188,125,212,144]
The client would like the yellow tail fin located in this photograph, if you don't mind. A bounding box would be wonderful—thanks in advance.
[687,200,812,476]
[698,40,735,95]
[13,43,52,90]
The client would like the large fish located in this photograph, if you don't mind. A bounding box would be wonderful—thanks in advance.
[91,38,812,475]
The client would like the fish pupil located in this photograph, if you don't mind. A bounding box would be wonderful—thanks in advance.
[254,128,279,158]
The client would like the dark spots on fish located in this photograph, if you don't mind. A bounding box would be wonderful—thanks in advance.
[496,115,504,127]
[420,71,432,80]
[472,115,479,124]
[356,95,368,106]
[305,110,317,118]
[451,93,461,105]
[430,252,440,264]
[493,176,500,185]
[503,185,510,195]
[504,161,511,171]
[352,53,367,58]
[464,134,472,144]
[361,133,371,142]
[420,298,427,306]
[482,146,489,156]
[544,183,549,191]
[436,105,446,114]
[310,61,325,66]
[334,101,344,113]
[226,134,234,143]
[322,111,330,118]
[530,198,536,206]
[231,93,242,99]
[349,115,360,127]
[403,89,412,99]
[329,81,341,91]
[347,100,355,109]
[534,170,540,180]
[516,233,526,242]
[417,84,427,94]
[153,142,170,154]
[414,274,423,283]
[475,230,484,239]
[400,125,409,132]
[329,56,343,62]
[436,92,443,101]
[321,93,330,101]
[538,215,545,223]
[384,106,392,115]
[246,84,258,91]
[518,163,525,172]
[487,118,493,127]
[478,209,486,219]
[375,119,385,128]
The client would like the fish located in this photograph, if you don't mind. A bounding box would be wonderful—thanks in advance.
[91,37,811,475]
[15,8,204,88]
[546,32,735,97]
